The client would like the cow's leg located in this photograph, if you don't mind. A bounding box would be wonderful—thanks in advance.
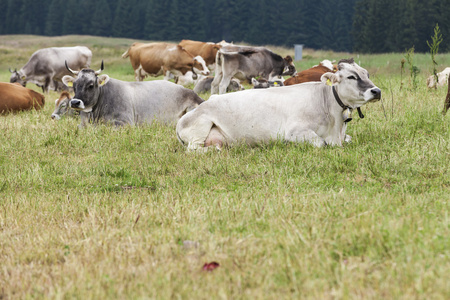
[163,69,172,81]
[135,65,146,81]
[134,68,140,81]
[43,77,51,93]
[219,74,232,94]
[211,64,223,94]
[285,126,327,147]
[53,79,59,91]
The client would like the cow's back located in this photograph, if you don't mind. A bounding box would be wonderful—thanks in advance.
[130,43,175,74]
[179,40,220,66]
[0,83,45,113]
[285,65,332,86]
[96,79,203,125]
[180,83,326,145]
[23,46,91,77]
[221,49,274,81]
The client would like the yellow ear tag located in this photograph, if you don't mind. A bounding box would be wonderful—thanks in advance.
[21,76,26,80]
[99,79,106,86]
[274,82,278,86]
[67,82,73,87]
[326,79,332,86]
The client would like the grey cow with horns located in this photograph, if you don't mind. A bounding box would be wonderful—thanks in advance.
[62,61,204,127]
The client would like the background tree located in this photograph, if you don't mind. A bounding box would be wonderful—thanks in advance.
[91,0,112,37]
[45,0,64,36]
[1,0,449,53]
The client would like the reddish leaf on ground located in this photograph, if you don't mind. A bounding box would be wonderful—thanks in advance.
[202,262,220,271]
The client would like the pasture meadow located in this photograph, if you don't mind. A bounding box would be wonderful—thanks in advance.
[0,35,448,299]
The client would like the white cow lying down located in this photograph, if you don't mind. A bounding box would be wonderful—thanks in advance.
[176,58,381,150]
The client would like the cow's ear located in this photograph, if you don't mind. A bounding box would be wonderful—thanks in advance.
[321,72,340,85]
[251,78,258,86]
[213,45,222,50]
[62,75,75,87]
[284,56,293,63]
[97,74,110,86]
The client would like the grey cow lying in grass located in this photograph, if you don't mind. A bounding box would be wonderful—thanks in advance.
[62,62,204,127]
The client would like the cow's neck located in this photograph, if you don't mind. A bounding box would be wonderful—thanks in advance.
[332,86,364,122]
[332,85,349,110]
[91,85,106,120]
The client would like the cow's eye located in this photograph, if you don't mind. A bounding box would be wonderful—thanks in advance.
[347,75,357,80]
[88,84,94,89]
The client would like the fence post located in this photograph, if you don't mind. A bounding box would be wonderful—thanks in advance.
[294,44,304,61]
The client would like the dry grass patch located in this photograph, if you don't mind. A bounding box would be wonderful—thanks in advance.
[0,35,449,299]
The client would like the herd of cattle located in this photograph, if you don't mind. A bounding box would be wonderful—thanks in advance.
[10,38,450,149]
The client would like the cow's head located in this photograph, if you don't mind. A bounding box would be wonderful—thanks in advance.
[252,77,284,89]
[321,58,381,108]
[282,56,296,76]
[9,68,27,87]
[176,45,210,77]
[228,78,245,92]
[51,91,74,120]
[319,59,335,71]
[62,61,109,112]
[192,55,210,76]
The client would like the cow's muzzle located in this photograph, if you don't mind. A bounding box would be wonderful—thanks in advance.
[371,87,381,100]
[51,114,60,120]
[70,99,85,110]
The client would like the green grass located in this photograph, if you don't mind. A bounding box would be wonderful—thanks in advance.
[0,35,449,299]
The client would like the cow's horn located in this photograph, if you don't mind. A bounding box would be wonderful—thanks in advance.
[65,60,79,75]
[9,68,14,73]
[94,60,104,75]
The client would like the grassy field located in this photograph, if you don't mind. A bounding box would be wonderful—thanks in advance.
[0,35,449,299]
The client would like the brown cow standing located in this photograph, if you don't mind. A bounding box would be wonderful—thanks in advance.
[284,59,337,86]
[0,82,45,114]
[178,39,222,70]
[122,42,210,81]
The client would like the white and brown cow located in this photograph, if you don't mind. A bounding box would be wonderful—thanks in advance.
[176,58,381,151]
[51,91,73,120]
[178,39,222,71]
[122,42,210,81]
[284,59,338,86]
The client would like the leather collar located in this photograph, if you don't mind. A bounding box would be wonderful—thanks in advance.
[332,85,364,120]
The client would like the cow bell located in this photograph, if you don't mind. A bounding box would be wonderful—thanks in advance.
[343,108,353,123]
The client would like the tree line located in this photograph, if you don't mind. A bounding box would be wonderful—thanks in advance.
[0,0,449,53]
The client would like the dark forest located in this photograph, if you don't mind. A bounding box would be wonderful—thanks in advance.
[1,0,449,53]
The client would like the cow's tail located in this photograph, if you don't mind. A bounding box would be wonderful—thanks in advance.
[211,52,224,94]
[176,128,186,146]
[121,48,130,59]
